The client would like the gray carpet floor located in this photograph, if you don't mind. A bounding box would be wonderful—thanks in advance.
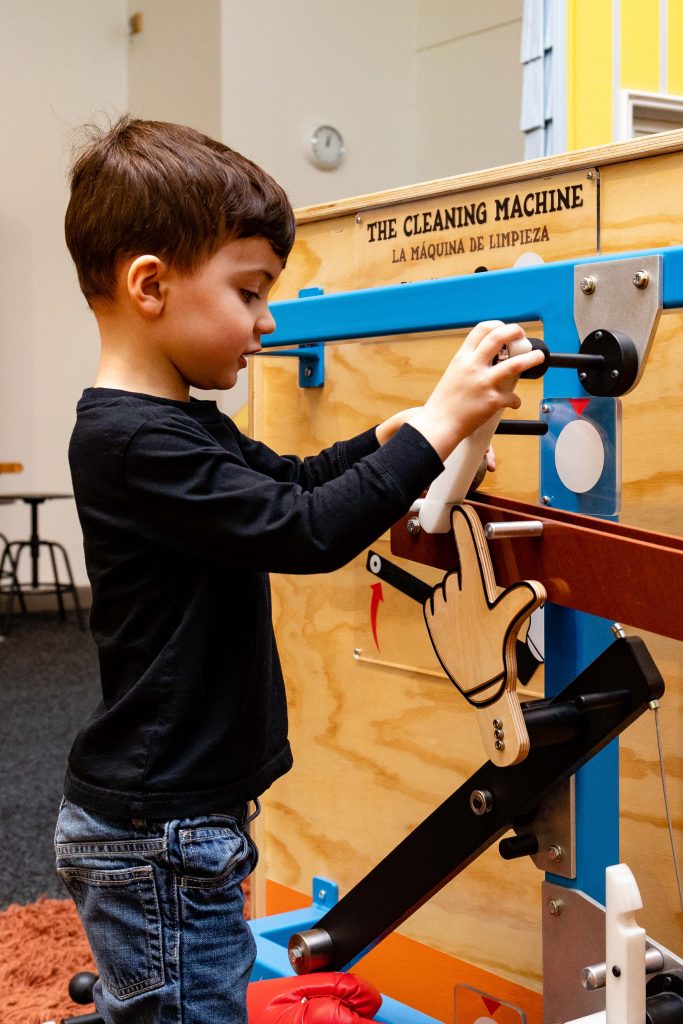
[0,611,99,909]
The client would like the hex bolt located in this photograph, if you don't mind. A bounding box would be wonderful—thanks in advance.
[633,270,649,289]
[548,898,564,917]
[289,945,304,965]
[541,403,550,414]
[580,276,596,295]
[547,844,564,864]
[406,517,421,535]
[470,789,493,815]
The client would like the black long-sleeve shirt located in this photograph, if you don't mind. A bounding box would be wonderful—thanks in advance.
[64,388,443,819]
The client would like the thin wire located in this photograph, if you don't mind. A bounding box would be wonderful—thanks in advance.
[652,701,683,912]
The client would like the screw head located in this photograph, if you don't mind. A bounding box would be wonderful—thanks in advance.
[541,495,551,506]
[579,371,587,381]
[547,844,564,864]
[406,517,421,535]
[548,898,564,917]
[541,403,550,414]
[580,276,596,295]
[303,366,314,378]
[470,789,493,815]
[494,740,505,751]
[633,270,649,289]
[289,945,304,964]
[610,369,619,379]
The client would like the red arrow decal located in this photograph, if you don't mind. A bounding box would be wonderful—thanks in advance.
[569,398,590,416]
[482,998,501,1016]
[370,582,384,651]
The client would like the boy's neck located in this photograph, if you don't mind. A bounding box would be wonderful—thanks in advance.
[94,318,191,403]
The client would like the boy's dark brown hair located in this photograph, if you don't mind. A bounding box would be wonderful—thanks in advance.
[65,116,296,305]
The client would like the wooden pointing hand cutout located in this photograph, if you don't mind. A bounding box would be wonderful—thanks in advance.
[424,504,546,766]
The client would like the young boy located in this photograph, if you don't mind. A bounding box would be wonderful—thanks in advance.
[55,117,543,1024]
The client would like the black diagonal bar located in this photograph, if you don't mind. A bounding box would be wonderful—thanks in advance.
[289,636,664,973]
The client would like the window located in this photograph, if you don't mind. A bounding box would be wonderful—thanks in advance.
[620,90,683,140]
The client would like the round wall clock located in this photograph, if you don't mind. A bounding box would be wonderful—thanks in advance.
[309,125,345,170]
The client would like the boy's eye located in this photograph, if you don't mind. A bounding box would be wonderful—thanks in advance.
[241,289,259,303]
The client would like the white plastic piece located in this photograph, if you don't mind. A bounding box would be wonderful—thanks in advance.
[564,865,646,1024]
[605,864,646,1024]
[418,336,530,533]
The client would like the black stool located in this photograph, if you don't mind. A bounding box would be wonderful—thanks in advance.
[0,529,26,618]
[0,493,85,632]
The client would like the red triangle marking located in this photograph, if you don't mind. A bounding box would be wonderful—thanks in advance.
[482,998,501,1015]
[569,398,590,416]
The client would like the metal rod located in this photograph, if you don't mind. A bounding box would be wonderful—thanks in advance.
[484,520,544,540]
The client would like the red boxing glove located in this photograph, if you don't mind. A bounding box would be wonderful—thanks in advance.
[247,972,383,1024]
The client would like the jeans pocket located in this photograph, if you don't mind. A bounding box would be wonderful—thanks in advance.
[178,824,255,889]
[57,863,164,1000]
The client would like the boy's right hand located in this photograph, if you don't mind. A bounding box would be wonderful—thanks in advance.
[408,321,545,461]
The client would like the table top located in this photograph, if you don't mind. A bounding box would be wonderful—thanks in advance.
[0,493,74,502]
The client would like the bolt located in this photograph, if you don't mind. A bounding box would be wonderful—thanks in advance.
[317,889,327,901]
[541,403,550,414]
[633,270,649,289]
[470,789,493,815]
[547,844,564,864]
[289,946,304,965]
[611,623,626,639]
[586,171,594,180]
[494,739,505,751]
[406,517,421,536]
[492,719,502,729]
[548,898,564,917]
[353,648,362,658]
[580,276,596,295]
[595,331,603,340]
[303,366,313,378]
[579,371,587,381]
[541,495,551,505]
[494,729,504,740]
[611,369,619,379]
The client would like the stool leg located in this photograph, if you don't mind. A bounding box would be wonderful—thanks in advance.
[2,541,29,633]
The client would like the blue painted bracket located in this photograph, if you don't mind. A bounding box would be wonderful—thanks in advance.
[249,876,440,1024]
[261,287,325,387]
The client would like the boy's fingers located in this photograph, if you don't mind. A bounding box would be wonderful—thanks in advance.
[491,346,545,381]
[462,320,506,351]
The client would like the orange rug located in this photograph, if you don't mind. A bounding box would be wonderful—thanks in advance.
[1,880,251,1023]
[0,898,96,1024]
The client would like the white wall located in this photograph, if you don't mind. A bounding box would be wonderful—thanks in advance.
[0,1,128,589]
[415,0,525,182]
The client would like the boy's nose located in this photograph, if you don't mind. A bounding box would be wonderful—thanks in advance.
[258,308,276,335]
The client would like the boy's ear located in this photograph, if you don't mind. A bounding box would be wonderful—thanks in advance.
[126,255,167,317]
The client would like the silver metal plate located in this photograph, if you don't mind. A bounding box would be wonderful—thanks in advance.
[574,255,662,392]
[542,881,683,1024]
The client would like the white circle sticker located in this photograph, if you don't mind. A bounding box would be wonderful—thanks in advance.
[555,419,605,493]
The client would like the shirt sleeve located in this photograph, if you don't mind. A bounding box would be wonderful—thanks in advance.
[123,414,443,574]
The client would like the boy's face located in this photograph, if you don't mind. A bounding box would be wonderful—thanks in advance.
[161,236,284,392]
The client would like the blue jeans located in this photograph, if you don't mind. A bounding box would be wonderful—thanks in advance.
[55,798,259,1024]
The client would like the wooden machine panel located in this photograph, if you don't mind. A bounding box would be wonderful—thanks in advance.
[250,136,683,1003]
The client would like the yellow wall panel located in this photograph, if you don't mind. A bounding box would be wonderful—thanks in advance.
[621,0,660,91]
[668,0,683,95]
[567,0,613,150]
